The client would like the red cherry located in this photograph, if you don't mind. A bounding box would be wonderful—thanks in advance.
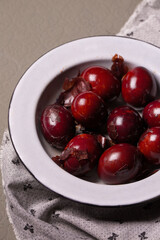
[53,134,102,176]
[41,104,75,149]
[81,66,120,101]
[138,127,160,165]
[122,66,157,107]
[98,143,142,184]
[107,106,144,144]
[71,91,108,130]
[143,99,160,127]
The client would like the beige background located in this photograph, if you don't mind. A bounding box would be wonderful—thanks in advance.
[0,0,141,239]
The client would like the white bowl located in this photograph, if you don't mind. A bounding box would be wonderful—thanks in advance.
[9,36,160,206]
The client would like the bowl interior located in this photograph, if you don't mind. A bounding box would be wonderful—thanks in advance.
[36,57,159,184]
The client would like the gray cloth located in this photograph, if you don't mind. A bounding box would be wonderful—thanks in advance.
[1,0,160,239]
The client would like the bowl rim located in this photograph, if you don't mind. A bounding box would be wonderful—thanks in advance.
[8,35,160,206]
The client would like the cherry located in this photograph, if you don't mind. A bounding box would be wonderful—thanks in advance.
[52,133,102,176]
[143,99,160,127]
[122,66,157,108]
[98,143,142,184]
[71,91,108,130]
[41,104,75,149]
[138,127,160,165]
[107,106,144,144]
[80,66,120,101]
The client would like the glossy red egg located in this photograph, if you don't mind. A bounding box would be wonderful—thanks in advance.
[41,104,75,149]
[143,99,160,127]
[122,66,157,107]
[81,66,120,101]
[107,106,144,144]
[71,91,108,130]
[138,127,160,165]
[58,134,102,176]
[98,143,142,184]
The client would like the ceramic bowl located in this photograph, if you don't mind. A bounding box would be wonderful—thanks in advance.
[9,36,160,206]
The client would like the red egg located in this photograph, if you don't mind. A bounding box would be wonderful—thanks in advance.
[98,143,142,184]
[53,133,102,176]
[81,66,120,101]
[71,91,108,130]
[122,66,157,107]
[143,99,160,127]
[138,127,160,165]
[107,106,144,144]
[41,104,75,149]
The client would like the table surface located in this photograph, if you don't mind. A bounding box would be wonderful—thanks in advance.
[0,0,141,239]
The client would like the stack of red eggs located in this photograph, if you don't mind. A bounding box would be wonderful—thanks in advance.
[40,54,160,185]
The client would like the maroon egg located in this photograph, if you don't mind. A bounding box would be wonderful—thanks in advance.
[53,133,102,176]
[122,66,157,107]
[138,127,160,165]
[81,66,120,101]
[98,143,142,184]
[71,91,108,130]
[143,99,160,127]
[41,104,75,149]
[107,106,144,144]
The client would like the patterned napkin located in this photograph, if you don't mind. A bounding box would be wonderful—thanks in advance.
[1,0,160,239]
